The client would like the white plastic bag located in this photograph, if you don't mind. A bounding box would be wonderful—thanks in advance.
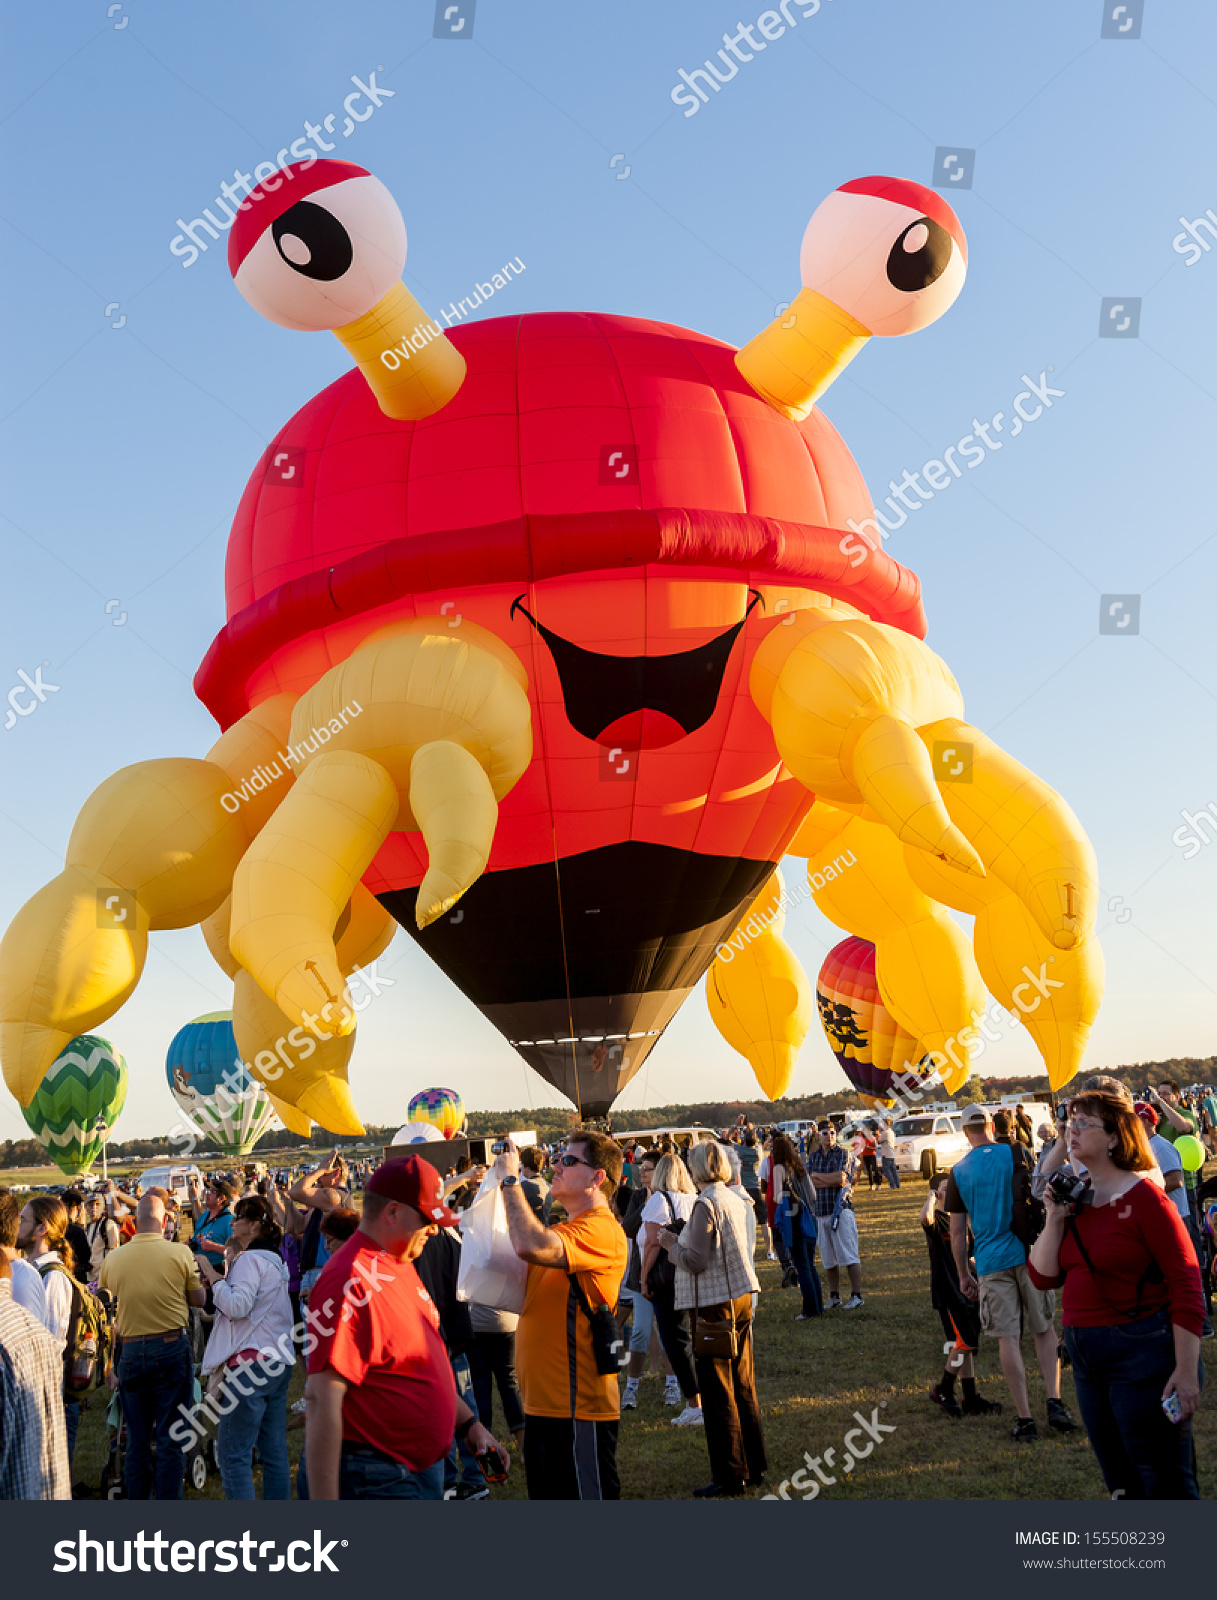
[456,1174,528,1313]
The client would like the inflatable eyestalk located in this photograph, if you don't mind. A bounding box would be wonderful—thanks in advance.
[228,159,465,421]
[736,176,968,420]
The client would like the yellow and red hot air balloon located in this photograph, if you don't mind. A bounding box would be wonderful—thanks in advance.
[407,1086,465,1139]
[816,937,934,1103]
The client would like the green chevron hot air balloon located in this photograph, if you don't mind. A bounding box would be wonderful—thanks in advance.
[21,1034,128,1177]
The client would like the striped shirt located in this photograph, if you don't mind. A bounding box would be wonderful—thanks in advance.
[0,1280,70,1500]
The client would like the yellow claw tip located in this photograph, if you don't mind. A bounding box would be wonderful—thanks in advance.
[295,1075,365,1137]
[1052,927,1079,951]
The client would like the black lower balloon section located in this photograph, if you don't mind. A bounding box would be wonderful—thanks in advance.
[379,842,775,1117]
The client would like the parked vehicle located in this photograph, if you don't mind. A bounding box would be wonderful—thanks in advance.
[891,1111,967,1179]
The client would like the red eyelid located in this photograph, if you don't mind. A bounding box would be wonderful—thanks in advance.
[837,175,968,265]
[227,158,372,276]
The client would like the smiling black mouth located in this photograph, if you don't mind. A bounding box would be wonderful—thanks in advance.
[511,591,761,748]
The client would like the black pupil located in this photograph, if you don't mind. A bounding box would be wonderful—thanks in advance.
[272,201,353,282]
[886,217,952,293]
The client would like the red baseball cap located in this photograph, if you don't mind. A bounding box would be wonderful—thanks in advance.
[1133,1100,1159,1127]
[365,1156,458,1227]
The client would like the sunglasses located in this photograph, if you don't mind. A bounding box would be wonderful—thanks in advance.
[556,1152,595,1168]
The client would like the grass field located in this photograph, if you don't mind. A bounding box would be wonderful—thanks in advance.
[66,1169,1214,1501]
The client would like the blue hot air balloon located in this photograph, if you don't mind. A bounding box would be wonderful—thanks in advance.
[165,1012,275,1156]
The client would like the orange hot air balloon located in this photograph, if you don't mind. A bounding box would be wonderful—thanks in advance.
[816,936,932,1100]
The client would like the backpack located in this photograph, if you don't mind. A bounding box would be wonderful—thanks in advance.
[1010,1147,1046,1253]
[36,1259,109,1393]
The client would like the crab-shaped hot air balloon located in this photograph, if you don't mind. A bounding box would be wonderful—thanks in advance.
[166,1012,276,1156]
[407,1085,464,1139]
[22,1033,127,1176]
[0,164,1103,1134]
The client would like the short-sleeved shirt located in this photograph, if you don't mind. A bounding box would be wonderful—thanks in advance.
[737,1145,761,1190]
[640,1190,696,1229]
[307,1230,457,1471]
[516,1204,627,1421]
[944,1142,1027,1277]
[1155,1106,1200,1197]
[1149,1134,1188,1218]
[808,1145,854,1216]
[191,1208,233,1262]
[98,1232,201,1336]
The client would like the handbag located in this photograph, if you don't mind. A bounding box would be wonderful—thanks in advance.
[690,1199,739,1362]
[645,1192,683,1294]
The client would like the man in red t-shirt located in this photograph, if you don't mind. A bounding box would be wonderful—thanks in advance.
[303,1156,507,1500]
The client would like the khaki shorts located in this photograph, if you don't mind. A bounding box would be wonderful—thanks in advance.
[817,1208,860,1269]
[979,1264,1056,1341]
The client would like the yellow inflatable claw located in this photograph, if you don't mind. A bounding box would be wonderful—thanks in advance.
[706,870,813,1100]
[410,741,499,928]
[204,693,296,838]
[904,849,1102,1091]
[230,750,399,1040]
[333,882,396,972]
[266,1090,313,1139]
[231,968,361,1136]
[0,866,150,1105]
[917,718,1097,951]
[804,815,985,1093]
[752,614,984,878]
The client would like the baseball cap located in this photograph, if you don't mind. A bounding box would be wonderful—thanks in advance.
[1133,1100,1159,1127]
[961,1106,991,1127]
[365,1156,458,1227]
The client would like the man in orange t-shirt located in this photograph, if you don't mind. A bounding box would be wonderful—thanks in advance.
[494,1128,627,1500]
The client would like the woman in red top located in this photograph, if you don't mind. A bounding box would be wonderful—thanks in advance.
[1028,1092,1203,1500]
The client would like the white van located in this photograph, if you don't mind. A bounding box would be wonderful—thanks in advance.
[139,1163,204,1201]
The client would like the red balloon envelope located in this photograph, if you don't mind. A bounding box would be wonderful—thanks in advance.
[816,936,928,1101]
[196,314,926,1116]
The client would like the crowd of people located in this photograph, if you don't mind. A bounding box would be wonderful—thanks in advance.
[1,1079,1212,1503]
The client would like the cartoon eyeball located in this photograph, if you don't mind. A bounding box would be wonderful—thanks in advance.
[799,176,967,338]
[229,159,407,332]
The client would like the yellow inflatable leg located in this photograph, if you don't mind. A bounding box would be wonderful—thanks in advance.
[409,741,499,929]
[231,968,359,1135]
[706,870,813,1099]
[917,718,1098,951]
[229,750,399,1042]
[904,850,1103,1092]
[804,815,985,1093]
[752,614,984,876]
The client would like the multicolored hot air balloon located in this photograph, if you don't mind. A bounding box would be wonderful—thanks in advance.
[21,1034,127,1176]
[816,937,934,1103]
[0,165,1103,1134]
[407,1086,465,1139]
[165,1012,275,1156]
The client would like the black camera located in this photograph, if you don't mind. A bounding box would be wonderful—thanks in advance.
[1046,1169,1092,1214]
[492,1139,508,1155]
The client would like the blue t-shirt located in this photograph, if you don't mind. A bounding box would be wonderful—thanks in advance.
[191,1208,233,1261]
[945,1143,1024,1277]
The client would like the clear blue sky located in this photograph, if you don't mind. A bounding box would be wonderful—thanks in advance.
[3,0,1214,1142]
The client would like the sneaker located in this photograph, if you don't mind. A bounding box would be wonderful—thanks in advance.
[451,1483,490,1500]
[961,1394,1003,1417]
[622,1381,639,1410]
[827,1293,842,1309]
[794,1312,819,1322]
[1011,1417,1039,1443]
[840,1294,865,1310]
[1046,1397,1079,1433]
[929,1383,962,1419]
[781,1267,799,1290]
[664,1378,682,1406]
[766,1251,778,1262]
[671,1405,705,1427]
[1201,1319,1215,1341]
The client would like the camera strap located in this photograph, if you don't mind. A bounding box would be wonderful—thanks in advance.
[1065,1207,1163,1323]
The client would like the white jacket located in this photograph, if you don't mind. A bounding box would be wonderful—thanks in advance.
[201,1247,293,1374]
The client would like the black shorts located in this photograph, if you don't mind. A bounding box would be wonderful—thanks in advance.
[523,1415,619,1501]
[938,1302,980,1352]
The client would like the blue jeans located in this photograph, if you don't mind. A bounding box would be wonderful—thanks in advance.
[622,1288,654,1354]
[1065,1309,1202,1500]
[445,1352,484,1493]
[117,1331,194,1499]
[65,1397,80,1467]
[881,1157,900,1188]
[298,1447,445,1500]
[216,1355,292,1500]
[787,1227,823,1317]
